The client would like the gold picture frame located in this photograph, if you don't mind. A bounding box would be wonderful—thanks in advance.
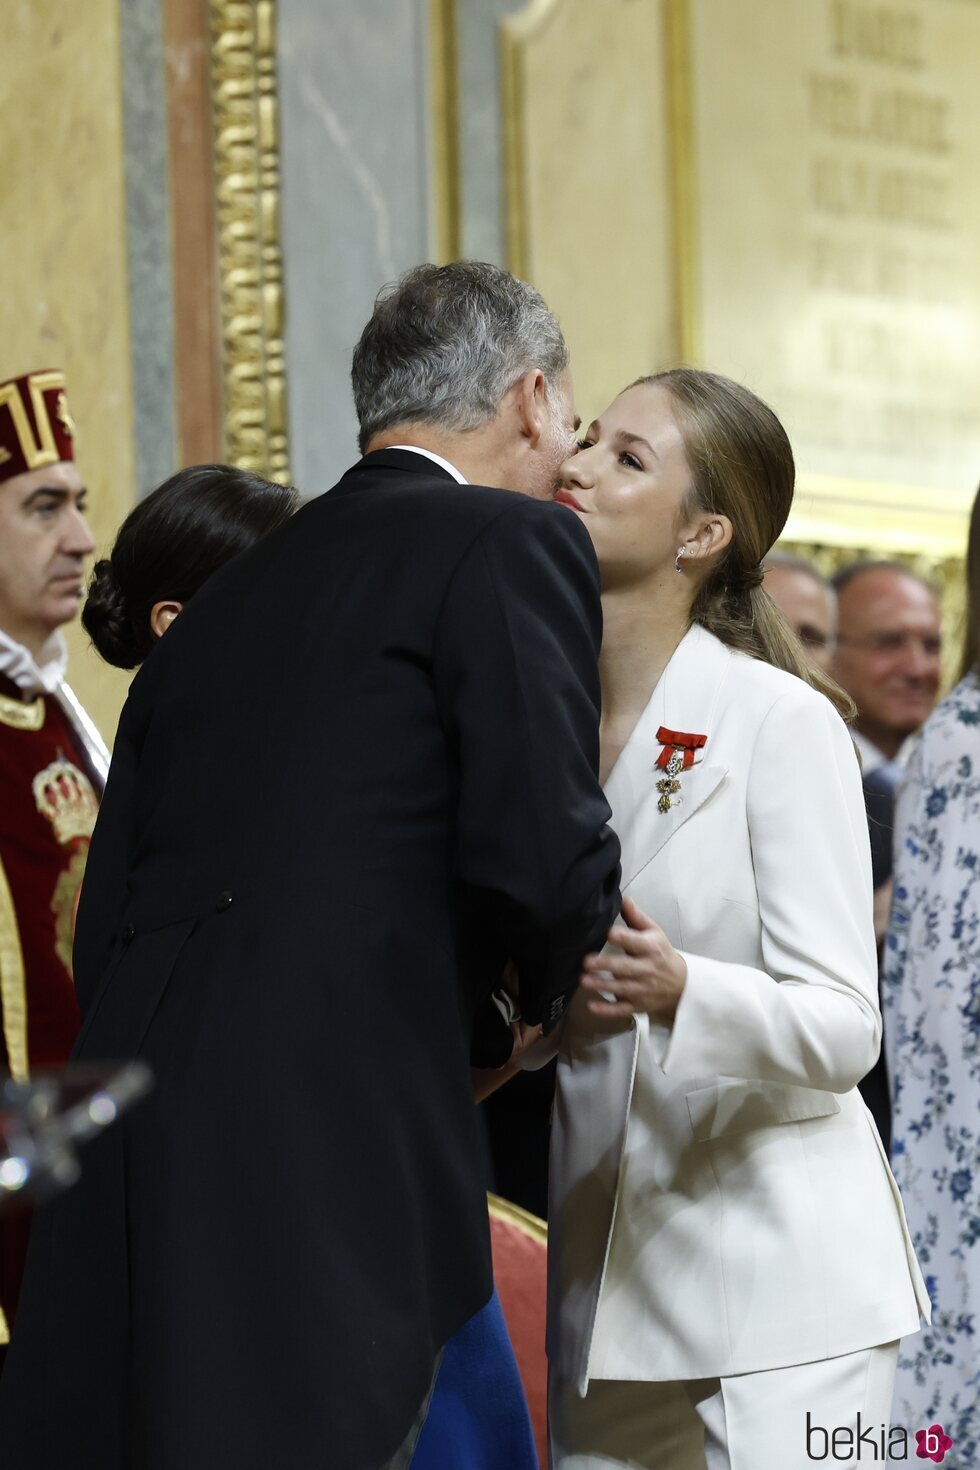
[209,0,290,484]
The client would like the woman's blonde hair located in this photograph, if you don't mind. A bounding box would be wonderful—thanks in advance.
[633,368,854,721]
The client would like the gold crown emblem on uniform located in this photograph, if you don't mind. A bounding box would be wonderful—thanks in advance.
[32,757,99,846]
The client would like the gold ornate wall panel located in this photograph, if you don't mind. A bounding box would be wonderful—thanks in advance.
[668,0,980,556]
[501,0,677,428]
[210,0,290,483]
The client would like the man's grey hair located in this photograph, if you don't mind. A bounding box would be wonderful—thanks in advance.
[763,550,833,591]
[351,261,569,453]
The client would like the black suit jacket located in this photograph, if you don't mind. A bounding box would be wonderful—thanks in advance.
[0,451,620,1470]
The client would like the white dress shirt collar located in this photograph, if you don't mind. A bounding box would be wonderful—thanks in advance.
[851,726,915,776]
[387,445,468,485]
[0,627,68,697]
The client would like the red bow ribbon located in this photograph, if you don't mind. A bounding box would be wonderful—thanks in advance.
[655,726,707,771]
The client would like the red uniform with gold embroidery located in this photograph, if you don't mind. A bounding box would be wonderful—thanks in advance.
[0,673,100,1074]
[0,367,103,1342]
[0,673,102,1336]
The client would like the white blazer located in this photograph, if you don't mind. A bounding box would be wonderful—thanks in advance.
[547,623,929,1393]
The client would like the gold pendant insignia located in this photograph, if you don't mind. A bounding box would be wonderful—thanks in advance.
[656,749,684,813]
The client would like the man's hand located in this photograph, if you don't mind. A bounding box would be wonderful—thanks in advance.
[579,896,687,1025]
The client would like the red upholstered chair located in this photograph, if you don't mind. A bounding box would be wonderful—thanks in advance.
[488,1193,548,1469]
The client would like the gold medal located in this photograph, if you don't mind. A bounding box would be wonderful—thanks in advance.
[654,731,706,814]
[656,750,683,812]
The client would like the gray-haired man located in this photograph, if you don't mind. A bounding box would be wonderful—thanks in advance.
[0,262,621,1470]
[352,259,580,495]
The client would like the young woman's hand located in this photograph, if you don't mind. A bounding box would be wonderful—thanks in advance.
[580,896,687,1025]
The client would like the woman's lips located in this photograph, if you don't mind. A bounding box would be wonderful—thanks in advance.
[554,489,587,513]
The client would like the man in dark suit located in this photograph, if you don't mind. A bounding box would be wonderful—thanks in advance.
[0,262,620,1470]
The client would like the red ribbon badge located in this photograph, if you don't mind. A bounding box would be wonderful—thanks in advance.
[655,727,707,771]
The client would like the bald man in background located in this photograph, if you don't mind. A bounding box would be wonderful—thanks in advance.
[832,562,941,776]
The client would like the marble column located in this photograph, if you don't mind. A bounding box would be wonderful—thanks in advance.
[120,0,178,497]
[277,0,435,493]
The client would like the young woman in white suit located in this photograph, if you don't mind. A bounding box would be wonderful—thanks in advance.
[544,370,929,1469]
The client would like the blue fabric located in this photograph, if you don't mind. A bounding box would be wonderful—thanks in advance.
[412,1290,538,1469]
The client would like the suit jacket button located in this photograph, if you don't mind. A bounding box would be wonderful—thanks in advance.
[215,890,234,912]
[122,923,136,943]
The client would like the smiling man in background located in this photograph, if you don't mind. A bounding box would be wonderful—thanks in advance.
[0,369,108,1353]
[831,560,942,775]
[828,559,942,1153]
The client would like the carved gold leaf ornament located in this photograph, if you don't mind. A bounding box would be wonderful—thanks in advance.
[209,0,290,484]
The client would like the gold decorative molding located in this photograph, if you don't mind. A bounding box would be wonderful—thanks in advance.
[500,0,542,279]
[487,1191,547,1246]
[209,0,290,483]
[789,474,968,559]
[430,0,462,263]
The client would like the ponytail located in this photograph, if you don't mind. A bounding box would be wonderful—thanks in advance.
[691,578,855,721]
[631,369,854,721]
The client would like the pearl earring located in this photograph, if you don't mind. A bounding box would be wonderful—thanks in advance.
[675,547,686,573]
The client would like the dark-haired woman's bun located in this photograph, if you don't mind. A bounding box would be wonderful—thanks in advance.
[82,560,147,669]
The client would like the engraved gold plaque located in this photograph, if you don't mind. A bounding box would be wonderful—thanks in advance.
[670,0,980,555]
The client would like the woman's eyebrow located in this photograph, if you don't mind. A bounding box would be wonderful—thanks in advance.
[616,430,656,457]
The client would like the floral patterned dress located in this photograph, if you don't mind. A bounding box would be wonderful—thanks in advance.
[884,670,980,1461]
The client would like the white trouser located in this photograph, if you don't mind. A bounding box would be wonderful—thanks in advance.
[550,1341,899,1470]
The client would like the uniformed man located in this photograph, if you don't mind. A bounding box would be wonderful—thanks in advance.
[0,369,108,1347]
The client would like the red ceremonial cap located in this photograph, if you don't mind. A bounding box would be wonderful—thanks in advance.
[0,370,76,486]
